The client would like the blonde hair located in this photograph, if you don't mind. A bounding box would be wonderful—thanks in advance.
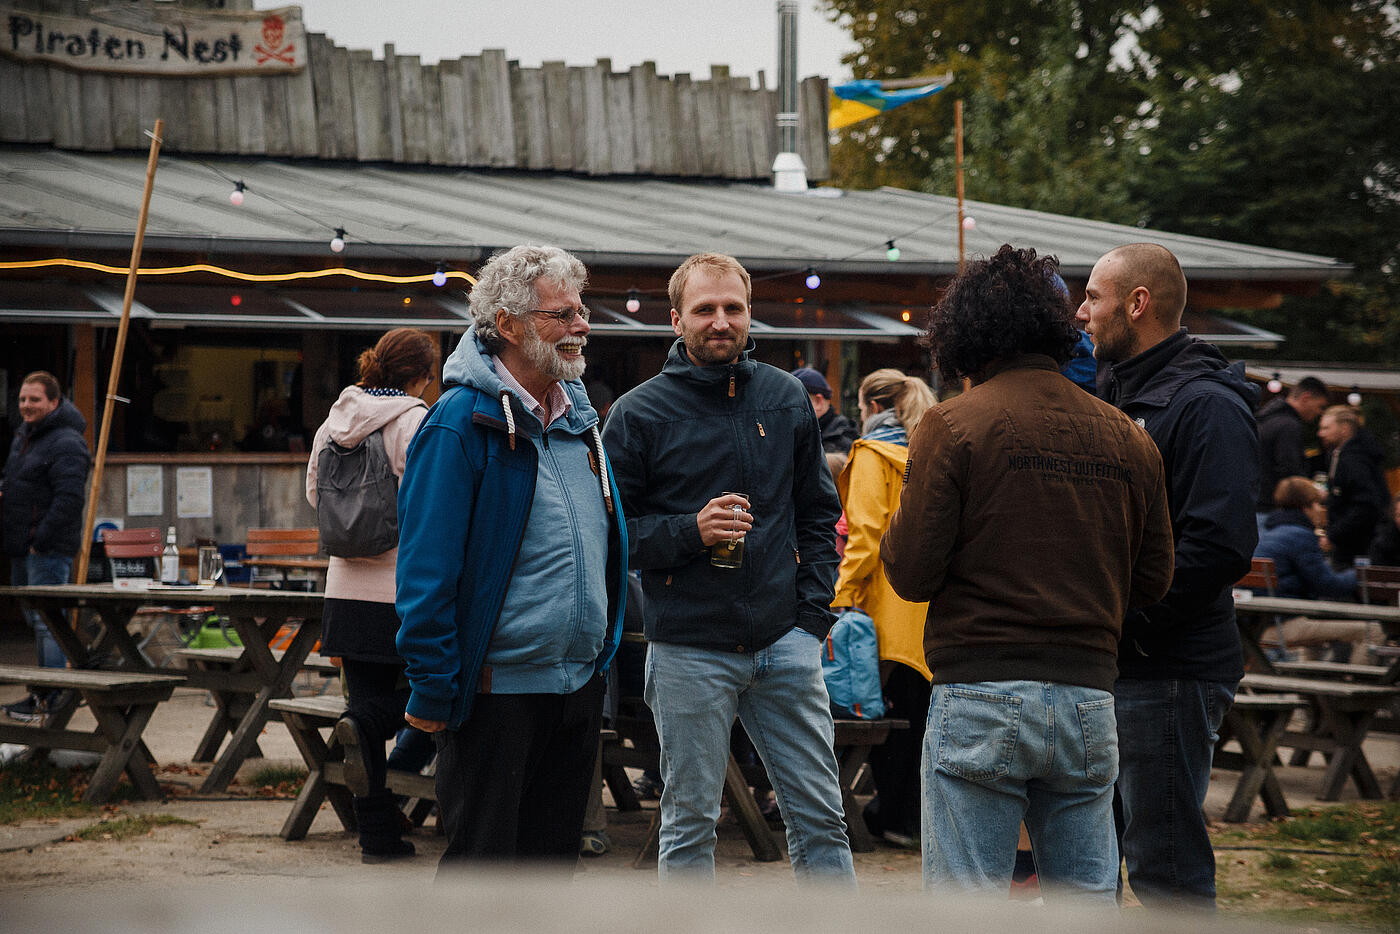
[1321,405,1363,431]
[859,369,935,433]
[668,252,751,311]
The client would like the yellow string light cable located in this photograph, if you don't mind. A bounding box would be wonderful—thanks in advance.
[0,258,477,286]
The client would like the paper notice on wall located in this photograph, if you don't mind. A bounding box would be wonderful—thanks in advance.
[176,467,213,518]
[126,465,163,515]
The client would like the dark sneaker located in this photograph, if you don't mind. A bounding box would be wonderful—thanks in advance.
[632,773,663,800]
[334,717,373,797]
[40,690,78,719]
[3,694,43,723]
[361,838,415,864]
[579,829,610,856]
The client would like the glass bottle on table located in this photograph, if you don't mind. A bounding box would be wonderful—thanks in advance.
[161,526,180,584]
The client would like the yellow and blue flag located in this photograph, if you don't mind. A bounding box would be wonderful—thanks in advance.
[829,78,949,130]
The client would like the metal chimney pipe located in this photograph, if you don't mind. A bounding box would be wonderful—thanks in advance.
[773,0,809,191]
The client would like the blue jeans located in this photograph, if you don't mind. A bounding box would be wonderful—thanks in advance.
[921,680,1121,904]
[1114,678,1236,910]
[11,552,72,669]
[645,628,856,885]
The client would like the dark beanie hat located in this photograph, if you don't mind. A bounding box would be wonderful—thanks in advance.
[791,367,832,398]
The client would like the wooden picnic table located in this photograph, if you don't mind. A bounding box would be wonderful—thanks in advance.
[1233,594,1400,678]
[0,583,323,794]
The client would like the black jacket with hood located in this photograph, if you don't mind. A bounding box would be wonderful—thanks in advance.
[2,398,91,557]
[602,338,842,652]
[1100,329,1260,683]
[1254,396,1307,510]
[1327,427,1389,563]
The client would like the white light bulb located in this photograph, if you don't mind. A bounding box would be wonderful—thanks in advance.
[1348,391,1362,406]
[1267,378,1282,394]
[626,295,641,313]
[805,270,821,290]
[432,268,448,287]
[229,188,244,206]
[330,229,346,253]
[962,216,976,231]
[885,240,901,262]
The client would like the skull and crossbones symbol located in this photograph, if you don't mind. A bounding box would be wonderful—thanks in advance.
[254,15,295,65]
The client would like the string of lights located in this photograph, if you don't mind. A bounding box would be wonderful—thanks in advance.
[0,258,476,286]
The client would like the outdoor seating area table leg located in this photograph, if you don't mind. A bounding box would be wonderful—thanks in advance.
[84,697,165,802]
[198,613,320,793]
[277,707,355,840]
[1217,702,1297,822]
[1317,708,1382,801]
[836,740,878,852]
[723,754,782,862]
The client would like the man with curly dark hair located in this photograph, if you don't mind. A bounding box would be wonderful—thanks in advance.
[1078,242,1260,911]
[881,244,1174,903]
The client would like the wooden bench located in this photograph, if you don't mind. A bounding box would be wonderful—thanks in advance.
[1273,660,1390,682]
[173,647,340,763]
[1214,693,1305,821]
[269,695,438,841]
[0,664,184,803]
[1238,672,1400,801]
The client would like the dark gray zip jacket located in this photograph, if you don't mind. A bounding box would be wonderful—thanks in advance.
[603,338,842,652]
[1100,329,1259,683]
[2,398,91,558]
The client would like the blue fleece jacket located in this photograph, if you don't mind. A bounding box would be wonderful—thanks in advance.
[395,327,627,728]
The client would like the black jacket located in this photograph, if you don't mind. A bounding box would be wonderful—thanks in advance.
[1100,329,1260,683]
[2,398,91,557]
[818,409,859,456]
[1327,427,1389,563]
[1371,515,1400,567]
[603,338,842,652]
[1255,397,1307,510]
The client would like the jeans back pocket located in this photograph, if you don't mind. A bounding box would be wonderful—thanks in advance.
[935,686,1022,782]
[1075,695,1118,785]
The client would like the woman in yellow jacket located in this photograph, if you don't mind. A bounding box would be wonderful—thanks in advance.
[831,368,934,848]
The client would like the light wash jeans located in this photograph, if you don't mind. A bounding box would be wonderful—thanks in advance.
[11,552,72,669]
[922,680,1120,904]
[1114,677,1236,911]
[645,628,856,885]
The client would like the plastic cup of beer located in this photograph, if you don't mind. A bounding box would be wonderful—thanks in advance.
[710,492,749,569]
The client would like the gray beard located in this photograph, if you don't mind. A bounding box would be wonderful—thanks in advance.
[522,323,586,383]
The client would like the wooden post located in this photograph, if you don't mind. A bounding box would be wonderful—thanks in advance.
[75,119,164,589]
[955,98,965,275]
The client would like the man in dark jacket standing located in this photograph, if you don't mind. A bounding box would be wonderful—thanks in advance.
[1079,244,1260,911]
[2,371,90,721]
[603,252,854,885]
[1254,377,1328,518]
[1317,404,1389,567]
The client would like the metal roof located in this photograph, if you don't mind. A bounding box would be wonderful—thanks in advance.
[0,148,1351,281]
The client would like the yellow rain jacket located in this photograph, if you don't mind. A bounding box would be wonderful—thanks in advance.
[832,438,932,680]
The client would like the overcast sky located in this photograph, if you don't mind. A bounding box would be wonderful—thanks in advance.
[255,0,857,83]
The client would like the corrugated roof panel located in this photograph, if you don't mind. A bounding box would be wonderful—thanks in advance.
[0,149,1349,282]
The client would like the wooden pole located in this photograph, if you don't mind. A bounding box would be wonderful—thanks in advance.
[74,119,164,589]
[955,99,965,275]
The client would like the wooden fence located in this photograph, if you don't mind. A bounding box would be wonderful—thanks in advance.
[0,2,831,180]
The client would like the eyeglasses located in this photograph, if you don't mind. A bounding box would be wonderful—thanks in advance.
[530,306,591,325]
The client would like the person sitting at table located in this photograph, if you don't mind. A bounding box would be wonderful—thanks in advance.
[1254,476,1381,662]
[1369,492,1400,568]
[305,327,439,863]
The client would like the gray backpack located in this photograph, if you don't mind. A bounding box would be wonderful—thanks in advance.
[315,429,399,557]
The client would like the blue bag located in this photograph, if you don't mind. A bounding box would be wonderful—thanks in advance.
[822,608,885,720]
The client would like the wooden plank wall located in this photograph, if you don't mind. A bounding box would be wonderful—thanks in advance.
[0,19,831,180]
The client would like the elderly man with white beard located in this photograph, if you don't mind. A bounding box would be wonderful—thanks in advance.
[395,244,629,873]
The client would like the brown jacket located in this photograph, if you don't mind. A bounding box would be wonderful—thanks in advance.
[880,355,1174,693]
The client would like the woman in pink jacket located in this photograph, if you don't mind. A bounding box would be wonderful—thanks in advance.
[306,327,438,863]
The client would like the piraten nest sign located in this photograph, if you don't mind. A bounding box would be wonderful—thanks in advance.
[1,5,306,75]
